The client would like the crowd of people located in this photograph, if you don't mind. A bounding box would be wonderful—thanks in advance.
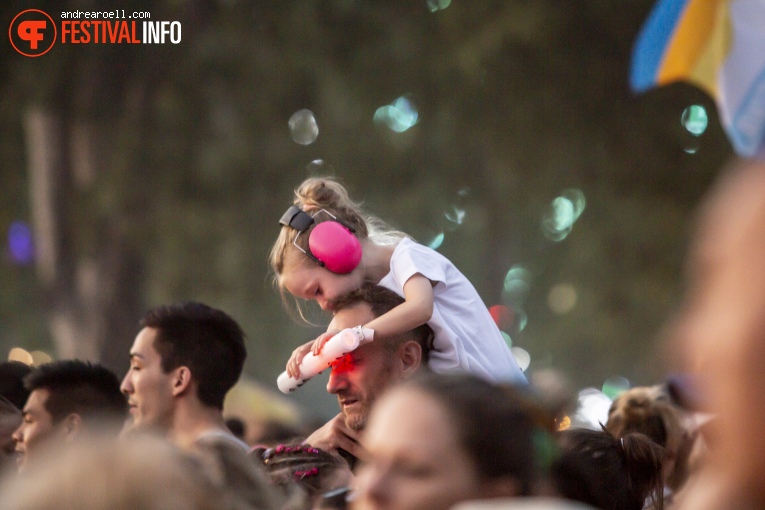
[0,159,763,510]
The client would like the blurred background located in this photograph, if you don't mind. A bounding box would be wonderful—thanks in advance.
[1,0,732,424]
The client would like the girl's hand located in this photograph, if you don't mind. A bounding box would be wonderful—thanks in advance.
[286,330,341,379]
[286,340,313,379]
[311,330,339,356]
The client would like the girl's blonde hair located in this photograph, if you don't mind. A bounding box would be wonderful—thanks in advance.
[269,176,408,320]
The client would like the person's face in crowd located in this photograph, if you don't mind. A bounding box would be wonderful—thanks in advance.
[121,327,176,431]
[326,302,398,432]
[12,389,64,473]
[353,386,484,510]
[0,397,22,459]
[669,164,765,501]
[281,248,364,311]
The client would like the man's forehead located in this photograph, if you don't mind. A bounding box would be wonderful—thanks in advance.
[130,327,160,356]
[24,389,50,414]
[330,302,375,329]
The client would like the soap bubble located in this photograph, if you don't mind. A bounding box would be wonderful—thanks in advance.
[289,109,319,145]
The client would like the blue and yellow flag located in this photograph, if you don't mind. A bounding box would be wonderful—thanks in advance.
[631,0,765,159]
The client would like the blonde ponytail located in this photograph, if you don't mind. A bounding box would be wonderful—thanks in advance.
[293,177,369,238]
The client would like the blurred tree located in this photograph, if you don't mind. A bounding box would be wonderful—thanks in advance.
[1,0,732,417]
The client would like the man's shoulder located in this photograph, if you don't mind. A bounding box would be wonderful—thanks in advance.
[193,429,284,510]
[195,429,250,453]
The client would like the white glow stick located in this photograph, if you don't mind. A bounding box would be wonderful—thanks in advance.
[277,327,373,393]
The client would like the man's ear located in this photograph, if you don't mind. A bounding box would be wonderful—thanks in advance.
[171,366,193,397]
[398,340,422,378]
[62,413,82,441]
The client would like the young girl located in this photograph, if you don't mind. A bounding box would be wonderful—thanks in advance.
[270,176,525,384]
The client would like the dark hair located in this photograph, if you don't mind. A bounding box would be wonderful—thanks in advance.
[552,428,665,510]
[253,419,304,446]
[225,417,246,440]
[332,284,433,363]
[403,372,539,495]
[0,361,32,410]
[608,402,668,447]
[252,443,348,502]
[141,302,246,410]
[23,360,127,423]
[606,386,692,491]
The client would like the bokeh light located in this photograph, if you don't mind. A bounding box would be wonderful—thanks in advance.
[557,415,571,431]
[444,206,465,226]
[306,159,333,174]
[423,189,470,253]
[503,265,532,304]
[8,221,34,264]
[682,105,708,136]
[511,346,531,372]
[563,188,586,217]
[684,139,700,154]
[572,388,612,430]
[427,0,452,12]
[374,95,419,132]
[543,197,575,241]
[515,309,528,331]
[541,189,586,242]
[601,376,630,399]
[500,330,512,348]
[288,109,319,145]
[427,232,444,250]
[502,266,531,332]
[547,283,577,314]
[8,347,33,365]
[489,304,514,330]
[30,350,52,366]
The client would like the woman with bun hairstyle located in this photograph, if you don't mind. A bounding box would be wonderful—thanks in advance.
[552,428,665,510]
[269,176,525,384]
[605,384,700,504]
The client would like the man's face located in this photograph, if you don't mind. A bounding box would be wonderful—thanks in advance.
[120,327,176,431]
[326,303,399,432]
[1,397,22,458]
[12,389,65,472]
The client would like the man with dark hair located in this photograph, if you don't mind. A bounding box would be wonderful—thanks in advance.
[304,284,432,464]
[121,301,247,437]
[12,360,126,472]
[120,301,281,509]
[0,361,32,471]
[0,361,32,411]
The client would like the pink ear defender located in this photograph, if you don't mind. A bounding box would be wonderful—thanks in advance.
[279,205,362,274]
[309,221,362,273]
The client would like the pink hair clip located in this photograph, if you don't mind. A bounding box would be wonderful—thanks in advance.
[293,467,319,480]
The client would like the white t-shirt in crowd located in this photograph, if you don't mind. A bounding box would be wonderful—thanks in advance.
[377,238,526,384]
